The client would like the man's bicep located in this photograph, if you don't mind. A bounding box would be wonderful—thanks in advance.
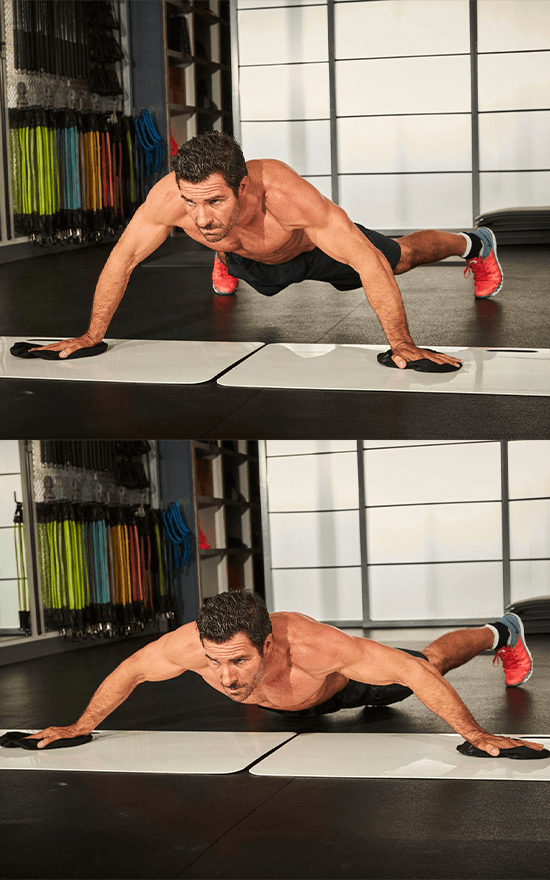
[338,639,423,687]
[305,205,383,272]
[111,202,172,269]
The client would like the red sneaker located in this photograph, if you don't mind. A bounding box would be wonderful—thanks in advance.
[493,613,533,687]
[463,227,503,298]
[212,254,238,295]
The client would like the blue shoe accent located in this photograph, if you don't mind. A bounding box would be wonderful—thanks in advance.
[474,226,498,260]
[499,612,524,649]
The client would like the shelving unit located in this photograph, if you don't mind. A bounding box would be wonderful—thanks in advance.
[191,441,264,600]
[163,0,233,151]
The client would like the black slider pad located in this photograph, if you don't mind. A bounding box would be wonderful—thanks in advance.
[10,341,108,360]
[0,730,93,749]
[457,740,550,760]
[377,349,461,373]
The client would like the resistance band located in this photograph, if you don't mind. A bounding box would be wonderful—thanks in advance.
[13,498,30,632]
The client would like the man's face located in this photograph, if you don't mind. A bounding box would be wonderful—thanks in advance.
[177,173,244,243]
[202,632,272,702]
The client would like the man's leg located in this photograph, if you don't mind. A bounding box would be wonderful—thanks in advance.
[394,227,503,298]
[422,613,533,687]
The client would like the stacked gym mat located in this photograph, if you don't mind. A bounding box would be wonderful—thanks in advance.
[475,207,550,245]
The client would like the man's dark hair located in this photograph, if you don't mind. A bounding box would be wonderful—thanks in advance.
[172,131,247,196]
[196,590,272,655]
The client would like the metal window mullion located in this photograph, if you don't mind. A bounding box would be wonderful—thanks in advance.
[327,0,339,205]
[501,440,511,612]
[230,0,241,145]
[19,440,43,636]
[469,0,480,222]
[259,441,274,612]
[357,441,371,627]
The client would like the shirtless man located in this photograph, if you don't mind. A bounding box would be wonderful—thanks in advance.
[31,590,543,757]
[33,132,502,370]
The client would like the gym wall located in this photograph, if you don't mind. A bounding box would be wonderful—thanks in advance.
[0,441,25,630]
[261,441,550,627]
[234,0,550,232]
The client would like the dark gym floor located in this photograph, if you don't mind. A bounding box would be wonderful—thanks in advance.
[1,237,549,439]
[1,626,549,880]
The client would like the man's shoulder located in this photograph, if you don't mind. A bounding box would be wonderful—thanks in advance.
[271,612,352,669]
[141,171,184,224]
[162,621,205,668]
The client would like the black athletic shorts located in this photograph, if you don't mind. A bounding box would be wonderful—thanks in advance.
[224,223,402,297]
[260,648,428,718]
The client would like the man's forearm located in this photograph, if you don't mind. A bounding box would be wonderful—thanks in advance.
[359,258,414,350]
[72,663,142,734]
[85,252,134,342]
[407,662,487,741]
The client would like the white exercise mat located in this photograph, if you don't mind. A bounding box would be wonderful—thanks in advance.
[217,343,550,396]
[0,338,264,384]
[0,730,295,775]
[250,733,550,780]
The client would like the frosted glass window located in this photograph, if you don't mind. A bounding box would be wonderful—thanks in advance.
[0,474,23,527]
[339,173,473,231]
[367,502,502,564]
[363,441,474,448]
[369,562,503,621]
[338,115,471,174]
[271,567,363,619]
[0,441,21,474]
[0,529,18,579]
[478,53,550,112]
[241,120,331,176]
[335,0,470,59]
[0,581,21,629]
[238,0,320,8]
[480,171,550,212]
[267,441,357,456]
[510,560,550,603]
[238,6,328,65]
[479,111,550,171]
[509,499,550,559]
[267,451,358,512]
[364,442,501,507]
[478,0,550,53]
[508,441,550,499]
[239,63,330,121]
[336,57,471,116]
[270,510,361,568]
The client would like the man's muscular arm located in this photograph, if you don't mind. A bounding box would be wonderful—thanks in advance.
[32,187,174,358]
[27,628,192,748]
[297,618,543,755]
[267,164,460,369]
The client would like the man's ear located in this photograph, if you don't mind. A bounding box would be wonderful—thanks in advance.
[263,633,274,656]
[238,176,248,197]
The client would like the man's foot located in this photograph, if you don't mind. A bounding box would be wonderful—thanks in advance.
[464,227,503,298]
[493,612,533,687]
[212,254,238,295]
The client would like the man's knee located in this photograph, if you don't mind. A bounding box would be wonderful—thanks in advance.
[393,240,412,275]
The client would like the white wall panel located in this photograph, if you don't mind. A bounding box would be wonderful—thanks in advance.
[241,120,331,176]
[239,63,329,121]
[335,56,471,116]
[339,173,472,231]
[335,0,470,59]
[267,441,357,456]
[508,441,550,499]
[0,528,18,579]
[267,451,358,512]
[238,5,328,65]
[0,441,21,474]
[270,510,361,568]
[238,0,321,8]
[480,171,550,212]
[479,111,550,171]
[364,441,474,448]
[0,581,21,629]
[364,442,501,507]
[369,561,503,620]
[478,0,550,52]
[338,115,471,174]
[510,560,550,603]
[478,52,550,111]
[509,499,550,559]
[0,474,23,527]
[271,567,363,618]
[367,502,502,564]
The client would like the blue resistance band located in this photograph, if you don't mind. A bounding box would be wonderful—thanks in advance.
[162,502,193,570]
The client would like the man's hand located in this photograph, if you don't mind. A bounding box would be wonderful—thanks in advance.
[391,343,462,370]
[469,732,546,757]
[24,725,88,749]
[29,333,100,359]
